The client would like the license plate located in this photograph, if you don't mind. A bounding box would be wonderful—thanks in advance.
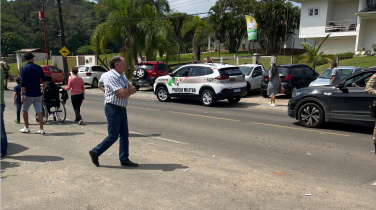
[234,88,241,93]
[229,78,236,82]
[139,79,146,83]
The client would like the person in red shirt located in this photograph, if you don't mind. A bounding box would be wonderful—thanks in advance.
[65,67,85,125]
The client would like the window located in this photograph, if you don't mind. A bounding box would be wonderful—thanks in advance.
[174,68,190,77]
[291,67,305,75]
[219,68,243,76]
[164,65,172,72]
[239,67,253,76]
[206,68,214,75]
[78,67,89,72]
[53,67,63,72]
[304,67,314,75]
[309,8,319,16]
[344,72,373,87]
[48,67,54,72]
[189,67,206,76]
[253,67,263,77]
[135,65,153,71]
[157,64,167,71]
[319,69,332,79]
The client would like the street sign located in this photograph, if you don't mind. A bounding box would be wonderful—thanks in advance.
[59,46,70,58]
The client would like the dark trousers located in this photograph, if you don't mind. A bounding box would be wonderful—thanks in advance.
[92,104,129,162]
[71,93,83,121]
[1,104,8,156]
[16,103,22,122]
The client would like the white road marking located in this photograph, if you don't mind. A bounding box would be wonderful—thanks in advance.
[130,131,188,145]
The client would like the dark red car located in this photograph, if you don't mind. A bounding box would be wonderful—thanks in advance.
[132,61,172,90]
[40,65,65,84]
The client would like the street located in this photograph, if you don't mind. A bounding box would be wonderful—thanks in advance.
[1,85,376,210]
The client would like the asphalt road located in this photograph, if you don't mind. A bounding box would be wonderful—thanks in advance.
[1,87,376,210]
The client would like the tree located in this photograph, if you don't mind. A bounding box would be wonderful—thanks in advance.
[181,16,207,61]
[253,0,300,53]
[209,0,253,54]
[169,13,187,64]
[1,32,28,55]
[91,0,170,79]
[299,34,332,70]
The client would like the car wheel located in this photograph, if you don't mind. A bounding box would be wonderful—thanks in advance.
[201,89,216,107]
[261,91,268,98]
[228,97,241,104]
[289,86,297,98]
[135,85,140,91]
[91,78,98,88]
[298,103,324,128]
[136,69,147,79]
[156,87,170,102]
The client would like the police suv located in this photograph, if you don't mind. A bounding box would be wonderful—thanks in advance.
[153,63,247,106]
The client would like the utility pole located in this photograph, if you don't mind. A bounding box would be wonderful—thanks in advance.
[56,0,69,85]
[39,4,48,66]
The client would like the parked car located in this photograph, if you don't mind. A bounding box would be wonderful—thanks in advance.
[153,63,246,106]
[132,61,172,90]
[287,68,376,128]
[40,65,65,84]
[260,64,319,98]
[70,65,108,88]
[238,64,266,95]
[309,66,363,87]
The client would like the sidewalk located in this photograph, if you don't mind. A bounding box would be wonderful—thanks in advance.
[5,81,289,113]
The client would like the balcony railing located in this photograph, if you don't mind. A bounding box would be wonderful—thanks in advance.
[325,20,357,33]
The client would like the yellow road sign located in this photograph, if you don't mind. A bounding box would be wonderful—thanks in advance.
[59,46,70,58]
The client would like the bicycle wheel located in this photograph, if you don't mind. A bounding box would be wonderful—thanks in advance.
[55,102,66,122]
[42,102,49,124]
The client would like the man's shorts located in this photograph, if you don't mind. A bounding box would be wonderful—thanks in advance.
[22,96,43,113]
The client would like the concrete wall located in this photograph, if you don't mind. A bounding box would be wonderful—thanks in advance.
[313,36,357,54]
[332,1,358,22]
[363,19,376,51]
[300,0,329,36]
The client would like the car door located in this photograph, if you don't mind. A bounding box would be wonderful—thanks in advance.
[185,66,207,95]
[304,66,318,86]
[53,67,64,83]
[329,72,374,122]
[250,66,263,89]
[48,66,57,82]
[167,67,189,94]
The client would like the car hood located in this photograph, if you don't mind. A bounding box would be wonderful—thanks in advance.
[309,78,330,87]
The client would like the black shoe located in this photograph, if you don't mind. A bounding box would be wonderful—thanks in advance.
[1,153,8,160]
[89,150,99,167]
[121,159,138,167]
[4,88,9,90]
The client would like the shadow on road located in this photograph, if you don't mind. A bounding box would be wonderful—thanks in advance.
[100,163,188,171]
[129,133,161,138]
[292,122,373,135]
[44,132,85,137]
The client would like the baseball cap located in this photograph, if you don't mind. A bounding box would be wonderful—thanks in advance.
[24,53,35,60]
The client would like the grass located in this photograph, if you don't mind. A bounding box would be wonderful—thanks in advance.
[314,56,376,74]
[8,60,50,75]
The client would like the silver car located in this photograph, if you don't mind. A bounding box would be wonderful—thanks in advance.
[238,64,266,95]
[309,66,363,87]
[70,65,108,88]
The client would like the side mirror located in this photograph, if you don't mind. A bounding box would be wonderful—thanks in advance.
[337,83,345,89]
[169,73,174,77]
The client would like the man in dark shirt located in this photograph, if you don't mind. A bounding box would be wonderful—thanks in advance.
[20,53,47,134]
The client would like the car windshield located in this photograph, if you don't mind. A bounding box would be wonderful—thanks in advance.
[239,67,253,76]
[78,67,89,72]
[135,64,153,71]
[219,67,243,76]
[319,68,354,79]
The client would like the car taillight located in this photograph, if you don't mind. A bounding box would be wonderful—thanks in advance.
[69,73,71,76]
[262,75,264,81]
[86,72,92,76]
[215,76,229,80]
[242,74,245,78]
[284,74,293,82]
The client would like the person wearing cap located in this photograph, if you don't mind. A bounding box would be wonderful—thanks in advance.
[0,57,10,90]
[19,53,47,134]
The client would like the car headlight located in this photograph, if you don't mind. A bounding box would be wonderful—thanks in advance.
[292,91,302,98]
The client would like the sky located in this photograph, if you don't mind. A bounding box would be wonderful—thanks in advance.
[167,0,301,16]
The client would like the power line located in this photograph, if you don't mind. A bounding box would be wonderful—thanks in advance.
[169,0,198,6]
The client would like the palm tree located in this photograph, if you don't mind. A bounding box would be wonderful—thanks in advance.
[169,13,187,65]
[181,16,207,61]
[299,34,332,71]
[90,0,170,80]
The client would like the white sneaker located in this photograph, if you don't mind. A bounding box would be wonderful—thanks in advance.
[270,103,276,107]
[268,102,272,105]
[20,127,30,133]
[78,119,83,125]
[36,130,45,134]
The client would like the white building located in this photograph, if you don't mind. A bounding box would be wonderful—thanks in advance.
[292,0,376,54]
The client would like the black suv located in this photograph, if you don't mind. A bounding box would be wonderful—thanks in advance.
[260,64,319,98]
[288,68,375,128]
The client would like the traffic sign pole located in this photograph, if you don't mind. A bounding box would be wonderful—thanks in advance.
[57,0,69,85]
